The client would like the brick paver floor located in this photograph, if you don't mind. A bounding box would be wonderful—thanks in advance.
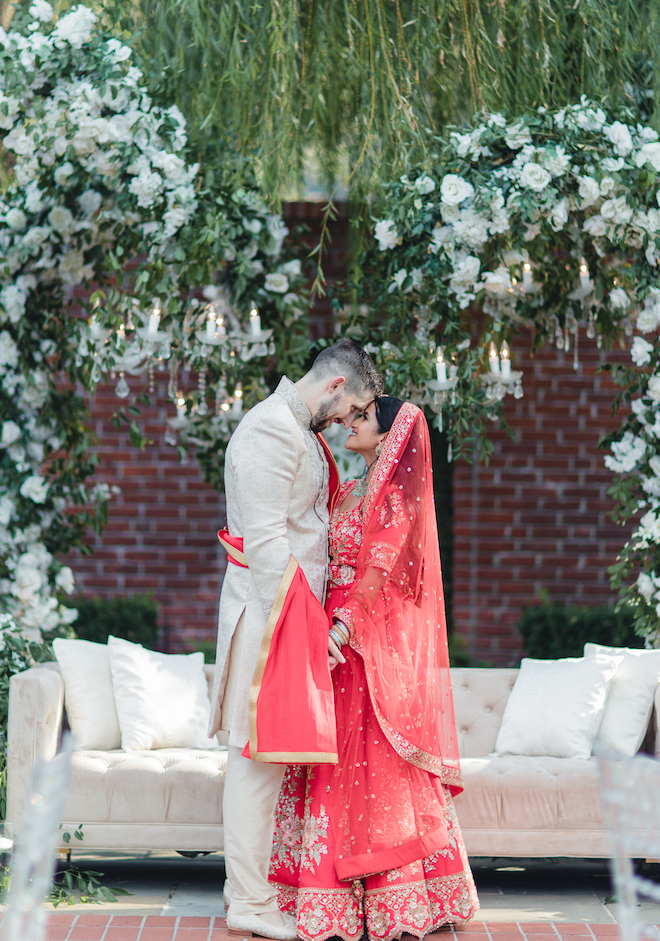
[13,915,656,941]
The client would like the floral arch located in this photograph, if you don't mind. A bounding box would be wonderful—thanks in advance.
[0,3,308,639]
[348,100,660,643]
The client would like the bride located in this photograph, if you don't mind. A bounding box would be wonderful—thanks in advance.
[269,396,479,941]
[270,396,479,941]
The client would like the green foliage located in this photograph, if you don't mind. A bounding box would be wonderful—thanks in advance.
[101,0,660,204]
[48,864,131,906]
[67,594,159,648]
[515,595,643,660]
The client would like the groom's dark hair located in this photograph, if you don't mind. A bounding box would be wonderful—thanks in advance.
[310,339,383,397]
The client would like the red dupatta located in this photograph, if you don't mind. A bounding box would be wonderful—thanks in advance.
[333,403,462,793]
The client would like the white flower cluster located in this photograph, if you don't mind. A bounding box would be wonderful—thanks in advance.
[0,4,303,638]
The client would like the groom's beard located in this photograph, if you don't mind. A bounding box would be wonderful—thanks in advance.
[310,393,341,433]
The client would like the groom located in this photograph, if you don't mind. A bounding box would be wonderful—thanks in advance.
[209,339,382,940]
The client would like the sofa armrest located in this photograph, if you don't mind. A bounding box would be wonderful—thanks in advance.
[6,665,65,837]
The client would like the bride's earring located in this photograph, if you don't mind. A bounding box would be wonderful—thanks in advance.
[375,442,384,457]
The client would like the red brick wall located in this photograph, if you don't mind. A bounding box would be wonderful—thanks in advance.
[451,332,633,667]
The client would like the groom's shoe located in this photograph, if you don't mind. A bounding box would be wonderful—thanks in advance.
[226,911,298,940]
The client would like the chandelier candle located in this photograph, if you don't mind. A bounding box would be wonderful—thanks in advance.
[89,316,101,340]
[176,396,186,420]
[249,303,262,335]
[232,385,243,417]
[148,306,161,334]
[522,262,533,290]
[579,259,592,292]
[436,350,447,383]
[489,341,500,374]
[206,309,216,339]
[500,340,512,379]
[217,316,226,336]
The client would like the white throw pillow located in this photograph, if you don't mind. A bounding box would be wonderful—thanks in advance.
[585,642,660,758]
[494,656,618,760]
[108,636,218,751]
[53,638,121,750]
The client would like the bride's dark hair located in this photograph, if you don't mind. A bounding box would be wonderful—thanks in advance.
[374,395,404,433]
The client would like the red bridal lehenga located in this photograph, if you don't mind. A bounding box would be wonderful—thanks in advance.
[269,403,479,941]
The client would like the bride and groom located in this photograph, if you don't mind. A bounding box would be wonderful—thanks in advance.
[209,339,479,941]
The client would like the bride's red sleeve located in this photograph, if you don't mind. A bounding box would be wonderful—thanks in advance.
[332,485,415,635]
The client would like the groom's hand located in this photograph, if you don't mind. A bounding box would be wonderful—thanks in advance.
[328,636,346,671]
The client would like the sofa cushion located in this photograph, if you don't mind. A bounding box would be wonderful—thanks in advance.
[585,643,660,758]
[494,656,616,759]
[53,639,121,750]
[109,636,218,751]
[62,748,227,825]
[454,755,605,832]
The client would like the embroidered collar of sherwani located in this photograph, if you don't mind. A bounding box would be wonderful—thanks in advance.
[274,375,313,429]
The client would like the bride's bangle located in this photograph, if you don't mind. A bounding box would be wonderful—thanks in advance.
[329,627,346,648]
[330,619,350,645]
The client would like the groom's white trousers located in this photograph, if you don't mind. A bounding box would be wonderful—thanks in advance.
[221,613,286,917]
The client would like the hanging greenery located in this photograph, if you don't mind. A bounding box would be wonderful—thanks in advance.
[103,0,660,208]
[341,100,660,644]
[0,2,307,637]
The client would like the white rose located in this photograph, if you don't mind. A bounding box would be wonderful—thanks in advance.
[604,430,646,472]
[649,376,660,403]
[0,494,14,525]
[54,162,74,186]
[543,145,571,177]
[636,143,660,172]
[11,566,42,602]
[638,572,655,602]
[52,4,96,48]
[583,214,609,237]
[22,226,50,250]
[387,268,408,294]
[549,198,568,231]
[58,249,86,286]
[602,157,625,173]
[0,331,18,371]
[24,183,44,214]
[55,566,75,594]
[638,302,660,334]
[105,37,132,62]
[19,475,49,503]
[449,255,481,292]
[280,259,301,277]
[414,174,435,195]
[601,195,633,225]
[487,113,507,128]
[599,176,615,196]
[440,204,460,225]
[28,0,52,20]
[0,421,21,447]
[482,267,512,295]
[631,336,653,366]
[578,176,601,208]
[505,122,532,149]
[453,208,490,249]
[604,121,634,157]
[610,286,630,310]
[243,217,262,235]
[440,174,474,206]
[264,272,289,293]
[429,225,454,255]
[449,132,473,157]
[650,455,660,476]
[77,190,102,216]
[574,101,606,132]
[5,208,26,231]
[0,285,26,324]
[519,163,551,192]
[374,219,398,250]
[47,205,74,238]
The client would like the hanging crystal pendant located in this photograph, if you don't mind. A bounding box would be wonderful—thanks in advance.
[148,361,155,394]
[91,362,102,384]
[586,309,596,339]
[115,372,130,398]
[164,429,178,446]
[268,340,276,355]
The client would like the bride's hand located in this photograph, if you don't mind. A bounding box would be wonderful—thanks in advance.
[328,635,346,670]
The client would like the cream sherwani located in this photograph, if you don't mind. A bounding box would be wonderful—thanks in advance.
[210,376,330,918]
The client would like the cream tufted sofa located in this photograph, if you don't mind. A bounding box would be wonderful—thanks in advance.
[7,665,660,856]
